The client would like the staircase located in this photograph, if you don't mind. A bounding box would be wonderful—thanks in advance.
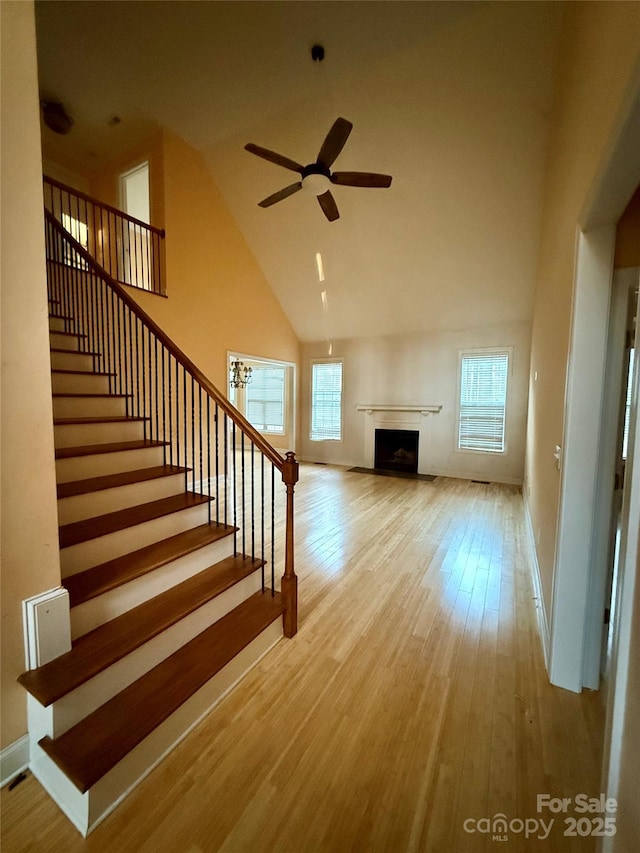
[17,193,298,836]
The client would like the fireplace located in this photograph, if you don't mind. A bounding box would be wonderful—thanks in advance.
[374,428,419,474]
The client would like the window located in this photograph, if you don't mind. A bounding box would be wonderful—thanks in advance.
[311,360,343,441]
[228,355,293,437]
[245,366,286,434]
[458,350,509,453]
[61,213,88,269]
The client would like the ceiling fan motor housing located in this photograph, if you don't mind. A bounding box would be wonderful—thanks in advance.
[301,163,331,196]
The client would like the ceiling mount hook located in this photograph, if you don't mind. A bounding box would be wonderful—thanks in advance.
[311,44,325,63]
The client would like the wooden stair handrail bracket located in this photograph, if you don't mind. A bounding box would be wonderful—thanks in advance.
[281,451,299,638]
[44,208,298,638]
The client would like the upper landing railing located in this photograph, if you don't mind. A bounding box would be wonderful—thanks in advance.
[44,175,166,296]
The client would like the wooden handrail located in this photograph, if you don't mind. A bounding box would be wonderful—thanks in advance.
[44,175,166,236]
[44,210,285,472]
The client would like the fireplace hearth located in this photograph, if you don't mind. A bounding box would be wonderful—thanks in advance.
[374,428,419,474]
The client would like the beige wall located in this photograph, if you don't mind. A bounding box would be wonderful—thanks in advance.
[525,1,640,616]
[300,320,531,484]
[85,129,300,451]
[42,158,90,194]
[1,1,62,749]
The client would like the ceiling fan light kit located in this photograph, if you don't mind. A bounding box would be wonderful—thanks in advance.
[245,117,392,222]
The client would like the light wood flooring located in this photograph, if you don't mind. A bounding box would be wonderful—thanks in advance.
[1,466,605,852]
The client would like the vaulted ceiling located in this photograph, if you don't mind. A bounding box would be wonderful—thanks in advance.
[35,0,562,343]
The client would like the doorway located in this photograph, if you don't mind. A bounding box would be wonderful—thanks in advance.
[120,162,150,223]
[596,269,639,686]
[118,162,151,289]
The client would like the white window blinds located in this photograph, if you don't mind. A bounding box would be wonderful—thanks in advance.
[458,351,509,453]
[245,366,285,433]
[311,361,343,440]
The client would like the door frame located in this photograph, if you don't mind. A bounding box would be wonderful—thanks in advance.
[548,80,640,694]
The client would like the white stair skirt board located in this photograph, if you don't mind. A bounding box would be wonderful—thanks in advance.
[22,588,72,668]
[48,570,264,734]
[56,445,166,483]
[523,491,551,670]
[50,351,95,372]
[49,332,80,352]
[58,472,187,525]
[52,396,128,419]
[54,419,145,449]
[60,502,212,575]
[51,372,111,395]
[0,736,30,788]
[29,621,282,837]
[71,535,235,638]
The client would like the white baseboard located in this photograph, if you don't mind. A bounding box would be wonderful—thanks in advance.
[1,735,30,788]
[522,490,550,671]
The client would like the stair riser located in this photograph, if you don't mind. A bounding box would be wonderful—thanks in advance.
[58,473,187,525]
[61,503,213,575]
[51,373,111,395]
[50,351,97,372]
[49,317,69,333]
[54,572,263,732]
[70,535,236,638]
[54,420,146,449]
[56,446,166,483]
[53,397,128,419]
[50,332,82,352]
[31,621,282,836]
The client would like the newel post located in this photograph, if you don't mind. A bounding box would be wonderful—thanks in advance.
[281,451,299,638]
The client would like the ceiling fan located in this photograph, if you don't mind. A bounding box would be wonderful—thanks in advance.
[245,117,392,222]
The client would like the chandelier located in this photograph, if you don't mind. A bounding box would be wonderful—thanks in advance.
[230,359,252,389]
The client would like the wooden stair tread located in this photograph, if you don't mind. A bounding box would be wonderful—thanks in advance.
[55,439,166,459]
[59,492,214,549]
[63,522,236,606]
[50,347,99,356]
[51,368,115,377]
[52,392,129,399]
[57,465,187,499]
[38,590,283,792]
[49,330,86,339]
[18,554,265,706]
[53,416,147,425]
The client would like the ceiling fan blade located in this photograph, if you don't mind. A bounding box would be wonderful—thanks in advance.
[317,190,339,222]
[331,172,393,188]
[317,118,353,169]
[245,143,304,174]
[258,183,302,208]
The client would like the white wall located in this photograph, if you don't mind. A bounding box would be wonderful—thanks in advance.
[1,0,62,750]
[299,320,530,484]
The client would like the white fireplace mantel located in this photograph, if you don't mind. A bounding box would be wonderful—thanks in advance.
[356,404,442,474]
[356,404,442,416]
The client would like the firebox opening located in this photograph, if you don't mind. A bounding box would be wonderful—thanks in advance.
[374,428,419,474]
